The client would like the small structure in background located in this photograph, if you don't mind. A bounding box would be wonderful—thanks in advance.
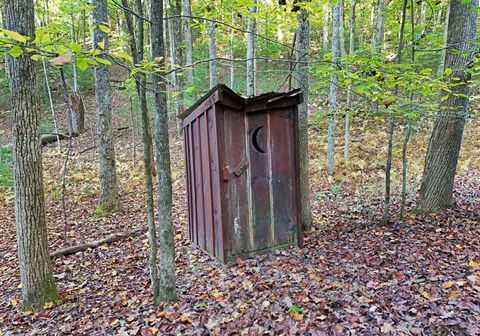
[179,84,303,264]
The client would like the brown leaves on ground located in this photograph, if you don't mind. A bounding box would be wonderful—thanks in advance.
[0,97,479,335]
[1,167,479,335]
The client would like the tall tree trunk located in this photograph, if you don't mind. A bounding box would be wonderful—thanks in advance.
[170,0,183,124]
[92,0,122,215]
[5,0,59,310]
[374,0,385,52]
[417,0,478,213]
[69,5,85,135]
[344,0,357,163]
[182,0,194,92]
[133,0,155,176]
[327,0,341,176]
[400,0,417,219]
[134,0,144,61]
[246,1,257,96]
[295,6,312,231]
[382,0,408,224]
[150,0,177,302]
[229,12,235,89]
[70,5,78,93]
[121,0,160,301]
[339,0,346,58]
[438,1,450,73]
[371,0,385,112]
[207,21,217,89]
[322,3,329,50]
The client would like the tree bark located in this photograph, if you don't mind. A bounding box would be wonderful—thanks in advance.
[438,1,450,73]
[208,21,217,89]
[4,0,59,310]
[150,0,177,302]
[182,0,195,92]
[374,0,385,52]
[322,3,329,50]
[121,0,160,302]
[246,1,257,96]
[295,6,312,231]
[344,0,357,163]
[169,0,183,124]
[134,0,144,61]
[92,0,122,215]
[229,12,235,89]
[417,0,478,213]
[339,0,346,58]
[327,0,341,176]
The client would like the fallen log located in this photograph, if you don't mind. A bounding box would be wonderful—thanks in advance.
[50,227,146,258]
[40,132,80,146]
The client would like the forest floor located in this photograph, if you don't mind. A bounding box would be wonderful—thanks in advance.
[0,90,479,335]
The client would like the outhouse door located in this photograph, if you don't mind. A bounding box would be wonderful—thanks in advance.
[223,106,300,259]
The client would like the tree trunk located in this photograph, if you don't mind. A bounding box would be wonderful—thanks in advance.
[322,3,329,50]
[132,0,156,176]
[382,0,408,224]
[344,0,357,163]
[208,21,217,89]
[169,0,183,124]
[229,12,235,89]
[339,0,346,58]
[4,0,59,311]
[246,1,257,96]
[438,1,450,73]
[295,6,312,231]
[374,0,385,52]
[327,0,341,176]
[417,0,478,213]
[121,0,160,302]
[182,0,194,92]
[92,0,122,215]
[70,5,79,93]
[134,0,144,61]
[150,0,177,302]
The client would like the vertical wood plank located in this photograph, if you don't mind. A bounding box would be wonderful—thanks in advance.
[224,109,249,257]
[200,109,215,256]
[270,108,297,245]
[247,112,272,251]
[208,106,224,260]
[193,118,206,250]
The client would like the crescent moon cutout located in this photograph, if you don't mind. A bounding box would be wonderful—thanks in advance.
[252,126,266,153]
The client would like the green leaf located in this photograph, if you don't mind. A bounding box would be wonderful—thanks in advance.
[1,29,28,42]
[98,24,111,33]
[444,68,453,76]
[95,57,112,65]
[8,46,23,58]
[420,68,432,75]
[76,57,89,71]
[115,51,133,64]
[288,305,304,313]
[441,94,449,102]
[69,42,82,54]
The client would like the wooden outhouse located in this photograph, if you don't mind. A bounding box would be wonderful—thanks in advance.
[180,84,303,263]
